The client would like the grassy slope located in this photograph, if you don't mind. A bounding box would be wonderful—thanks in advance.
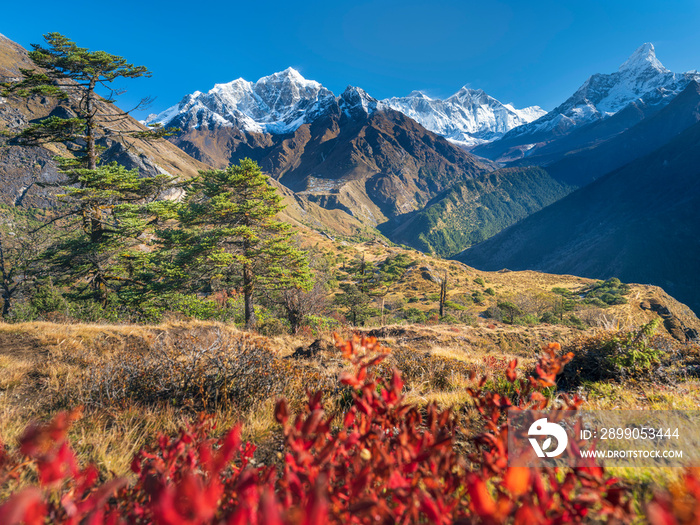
[1,316,698,494]
[1,235,699,499]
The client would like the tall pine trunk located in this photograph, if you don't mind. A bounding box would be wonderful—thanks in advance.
[86,76,97,170]
[243,263,256,330]
[0,238,12,318]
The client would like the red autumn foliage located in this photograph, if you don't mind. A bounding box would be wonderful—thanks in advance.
[0,335,693,523]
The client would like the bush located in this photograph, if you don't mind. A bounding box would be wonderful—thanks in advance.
[565,314,586,329]
[497,300,522,324]
[584,297,609,308]
[6,298,38,322]
[443,300,465,311]
[579,278,631,307]
[256,316,290,336]
[473,277,485,286]
[484,287,496,296]
[1,337,650,524]
[540,310,559,324]
[31,280,69,315]
[484,305,503,321]
[402,307,427,324]
[391,346,474,391]
[84,330,294,411]
[439,313,460,324]
[514,313,539,326]
[560,319,667,387]
[457,311,478,326]
[301,314,340,337]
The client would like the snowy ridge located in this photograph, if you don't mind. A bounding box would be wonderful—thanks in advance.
[145,69,544,145]
[145,68,336,134]
[338,86,385,119]
[508,43,700,138]
[383,88,546,146]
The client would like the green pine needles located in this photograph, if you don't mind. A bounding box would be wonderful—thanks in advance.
[157,159,313,329]
[2,32,175,170]
[1,33,313,327]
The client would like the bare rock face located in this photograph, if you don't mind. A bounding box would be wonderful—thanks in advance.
[641,298,697,343]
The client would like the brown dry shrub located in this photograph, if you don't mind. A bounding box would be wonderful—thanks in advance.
[79,329,334,412]
[388,347,475,392]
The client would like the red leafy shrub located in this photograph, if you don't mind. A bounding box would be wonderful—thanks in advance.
[481,355,511,372]
[2,337,687,524]
[647,468,700,524]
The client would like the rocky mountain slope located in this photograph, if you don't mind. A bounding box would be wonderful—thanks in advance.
[0,33,210,208]
[473,43,700,162]
[543,80,700,187]
[458,118,700,315]
[0,35,371,237]
[380,166,571,257]
[149,80,494,227]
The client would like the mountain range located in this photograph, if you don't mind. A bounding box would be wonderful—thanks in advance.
[383,89,545,146]
[145,69,545,146]
[161,85,492,226]
[457,114,700,315]
[456,44,700,314]
[3,32,700,315]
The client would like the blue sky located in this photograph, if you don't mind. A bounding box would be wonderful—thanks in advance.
[4,0,700,119]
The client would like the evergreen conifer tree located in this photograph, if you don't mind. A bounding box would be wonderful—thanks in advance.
[2,32,172,170]
[160,159,312,329]
[44,163,177,307]
[1,33,178,314]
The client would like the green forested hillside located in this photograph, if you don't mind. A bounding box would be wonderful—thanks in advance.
[383,167,571,256]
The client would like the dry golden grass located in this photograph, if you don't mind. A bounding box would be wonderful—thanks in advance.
[317,238,700,344]
[0,316,699,492]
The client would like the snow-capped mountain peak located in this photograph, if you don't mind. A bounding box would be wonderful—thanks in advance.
[406,90,432,99]
[383,86,546,146]
[504,42,700,140]
[145,68,336,134]
[339,86,384,118]
[619,43,668,74]
[145,69,545,146]
[449,86,487,102]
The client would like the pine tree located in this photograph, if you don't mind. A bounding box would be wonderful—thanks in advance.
[160,159,312,329]
[2,32,172,170]
[334,283,373,326]
[43,163,177,306]
[0,210,47,318]
[497,300,522,325]
[1,34,178,314]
